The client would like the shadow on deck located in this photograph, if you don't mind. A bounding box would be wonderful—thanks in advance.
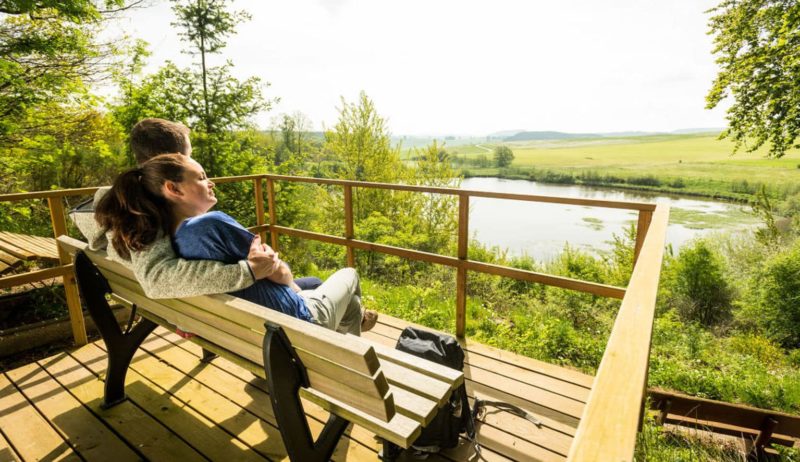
[0,313,591,461]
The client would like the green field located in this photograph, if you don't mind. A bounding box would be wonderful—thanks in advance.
[446,133,800,200]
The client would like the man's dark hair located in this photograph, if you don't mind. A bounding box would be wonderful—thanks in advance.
[130,118,191,165]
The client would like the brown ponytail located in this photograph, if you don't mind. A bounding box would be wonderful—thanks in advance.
[95,154,188,259]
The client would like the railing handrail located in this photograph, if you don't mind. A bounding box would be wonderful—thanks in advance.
[566,203,670,461]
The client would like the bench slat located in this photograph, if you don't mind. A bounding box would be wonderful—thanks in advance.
[380,360,453,406]
[301,387,421,448]
[360,336,464,388]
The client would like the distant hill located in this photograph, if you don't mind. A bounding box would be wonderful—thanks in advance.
[670,128,724,134]
[503,131,599,141]
[488,129,527,138]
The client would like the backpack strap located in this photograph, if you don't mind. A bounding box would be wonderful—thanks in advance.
[472,399,543,427]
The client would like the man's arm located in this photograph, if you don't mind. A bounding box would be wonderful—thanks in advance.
[129,236,274,299]
[264,253,301,292]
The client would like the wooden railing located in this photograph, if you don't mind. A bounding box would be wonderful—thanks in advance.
[0,174,668,461]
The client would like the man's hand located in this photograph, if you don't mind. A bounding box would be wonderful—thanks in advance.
[247,235,281,280]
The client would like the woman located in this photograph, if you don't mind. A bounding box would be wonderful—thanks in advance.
[95,153,377,335]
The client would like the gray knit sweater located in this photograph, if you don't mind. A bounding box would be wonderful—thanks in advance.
[71,187,254,299]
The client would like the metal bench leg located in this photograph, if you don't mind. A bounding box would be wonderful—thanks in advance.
[263,322,350,462]
[74,251,157,408]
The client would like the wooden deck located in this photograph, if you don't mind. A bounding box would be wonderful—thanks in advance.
[0,313,593,461]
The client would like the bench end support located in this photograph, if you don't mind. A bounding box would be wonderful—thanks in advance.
[264,322,350,462]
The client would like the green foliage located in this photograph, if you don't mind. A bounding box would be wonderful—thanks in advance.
[706,0,800,157]
[0,1,126,147]
[492,145,514,167]
[320,92,459,276]
[669,240,733,327]
[172,0,250,57]
[636,414,750,461]
[649,312,800,412]
[747,239,800,347]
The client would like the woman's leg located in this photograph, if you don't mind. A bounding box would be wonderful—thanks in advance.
[300,268,363,335]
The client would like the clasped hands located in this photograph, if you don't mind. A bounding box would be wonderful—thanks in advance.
[247,235,283,280]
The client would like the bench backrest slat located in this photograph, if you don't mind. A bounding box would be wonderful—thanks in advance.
[362,337,464,387]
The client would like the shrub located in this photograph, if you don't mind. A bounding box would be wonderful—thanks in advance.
[670,240,732,327]
[627,175,661,187]
[749,240,800,347]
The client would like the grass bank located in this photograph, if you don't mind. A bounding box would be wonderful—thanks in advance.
[449,133,800,202]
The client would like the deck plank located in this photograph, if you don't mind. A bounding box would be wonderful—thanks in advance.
[46,346,208,461]
[77,342,272,462]
[0,372,80,461]
[0,231,58,260]
[6,360,141,462]
[0,430,22,462]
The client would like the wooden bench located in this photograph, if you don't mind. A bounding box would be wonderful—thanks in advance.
[57,235,463,461]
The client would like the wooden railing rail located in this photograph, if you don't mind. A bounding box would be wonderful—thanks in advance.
[566,203,670,462]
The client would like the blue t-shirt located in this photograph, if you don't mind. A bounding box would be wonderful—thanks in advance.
[172,211,312,322]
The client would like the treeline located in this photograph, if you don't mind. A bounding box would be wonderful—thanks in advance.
[0,0,463,276]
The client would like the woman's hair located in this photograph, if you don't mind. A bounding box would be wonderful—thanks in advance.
[95,154,189,259]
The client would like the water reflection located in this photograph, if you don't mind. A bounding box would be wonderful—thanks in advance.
[462,177,757,261]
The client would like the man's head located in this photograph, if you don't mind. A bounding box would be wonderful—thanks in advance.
[130,118,192,165]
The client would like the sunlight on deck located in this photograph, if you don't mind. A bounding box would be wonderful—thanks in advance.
[0,313,591,461]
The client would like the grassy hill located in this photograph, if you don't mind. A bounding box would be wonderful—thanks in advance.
[447,133,800,200]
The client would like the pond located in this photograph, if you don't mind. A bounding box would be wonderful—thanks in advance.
[461,177,758,261]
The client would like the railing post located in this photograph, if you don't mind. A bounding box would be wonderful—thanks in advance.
[266,178,279,252]
[344,185,355,267]
[48,197,88,346]
[633,209,653,267]
[254,177,266,242]
[456,194,469,338]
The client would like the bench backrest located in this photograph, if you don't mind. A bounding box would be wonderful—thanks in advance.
[57,235,463,448]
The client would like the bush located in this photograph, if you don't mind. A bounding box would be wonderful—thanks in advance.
[493,146,514,168]
[749,240,800,347]
[627,175,661,187]
[670,240,732,327]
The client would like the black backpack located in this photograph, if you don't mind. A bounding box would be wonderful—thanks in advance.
[383,327,475,459]
[381,327,543,461]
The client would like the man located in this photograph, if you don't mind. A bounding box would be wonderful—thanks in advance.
[72,118,320,299]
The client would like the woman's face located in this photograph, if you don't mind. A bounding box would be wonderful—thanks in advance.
[175,158,217,216]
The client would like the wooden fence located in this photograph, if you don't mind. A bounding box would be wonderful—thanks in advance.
[0,174,669,461]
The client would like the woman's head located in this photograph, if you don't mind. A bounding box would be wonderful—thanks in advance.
[95,154,216,258]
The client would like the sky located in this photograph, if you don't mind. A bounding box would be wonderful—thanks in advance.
[106,0,729,136]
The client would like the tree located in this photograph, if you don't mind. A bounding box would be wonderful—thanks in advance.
[170,0,271,173]
[272,112,313,166]
[493,145,514,167]
[706,0,800,157]
[0,0,128,146]
[412,141,461,252]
